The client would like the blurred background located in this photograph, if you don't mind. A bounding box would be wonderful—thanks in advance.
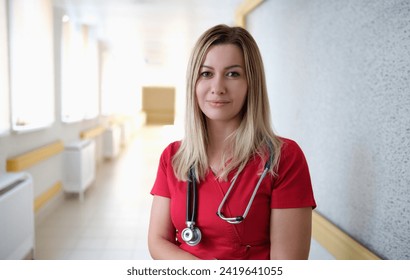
[0,0,409,260]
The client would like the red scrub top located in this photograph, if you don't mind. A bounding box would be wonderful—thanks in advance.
[151,138,316,260]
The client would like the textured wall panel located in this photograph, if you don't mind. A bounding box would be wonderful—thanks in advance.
[248,0,410,259]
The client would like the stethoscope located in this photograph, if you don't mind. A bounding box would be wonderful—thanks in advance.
[181,143,274,246]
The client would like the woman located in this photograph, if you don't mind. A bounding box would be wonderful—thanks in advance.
[148,24,316,260]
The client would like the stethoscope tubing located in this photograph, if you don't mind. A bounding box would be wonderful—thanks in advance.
[216,167,269,224]
[186,167,197,226]
[182,141,274,245]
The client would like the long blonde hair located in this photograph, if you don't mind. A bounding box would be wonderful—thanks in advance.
[173,24,282,182]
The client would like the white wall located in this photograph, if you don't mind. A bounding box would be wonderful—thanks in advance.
[248,0,410,259]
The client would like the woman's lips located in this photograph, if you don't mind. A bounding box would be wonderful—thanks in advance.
[207,100,230,107]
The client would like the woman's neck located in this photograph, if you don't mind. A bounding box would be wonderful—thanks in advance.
[206,119,239,174]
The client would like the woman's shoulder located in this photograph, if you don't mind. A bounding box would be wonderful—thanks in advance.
[160,140,182,158]
[278,136,296,145]
[278,137,302,150]
[277,137,307,162]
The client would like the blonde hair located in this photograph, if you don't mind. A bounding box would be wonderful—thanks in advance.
[173,24,282,182]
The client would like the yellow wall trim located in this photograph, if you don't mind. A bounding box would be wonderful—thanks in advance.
[312,211,381,260]
[34,181,62,213]
[80,125,105,139]
[6,140,64,172]
[235,0,265,27]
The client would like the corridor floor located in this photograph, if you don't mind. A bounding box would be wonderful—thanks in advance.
[34,125,182,260]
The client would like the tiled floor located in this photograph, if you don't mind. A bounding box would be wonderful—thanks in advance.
[34,124,333,260]
[34,125,183,260]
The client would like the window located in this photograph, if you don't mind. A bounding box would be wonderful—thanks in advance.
[0,0,9,135]
[61,20,99,123]
[101,51,118,116]
[9,0,54,132]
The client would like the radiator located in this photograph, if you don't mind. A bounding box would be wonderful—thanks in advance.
[0,172,34,259]
[63,139,96,200]
[103,125,121,159]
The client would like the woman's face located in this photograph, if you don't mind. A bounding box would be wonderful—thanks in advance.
[195,44,248,126]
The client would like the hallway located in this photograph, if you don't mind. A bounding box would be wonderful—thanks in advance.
[34,125,182,260]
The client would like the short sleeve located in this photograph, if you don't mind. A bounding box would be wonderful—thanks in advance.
[271,139,316,209]
[150,143,178,198]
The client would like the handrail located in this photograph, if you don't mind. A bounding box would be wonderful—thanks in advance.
[6,140,64,172]
[34,181,62,212]
[235,0,265,27]
[312,210,381,259]
[80,125,105,140]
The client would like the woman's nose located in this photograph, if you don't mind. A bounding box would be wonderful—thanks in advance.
[211,76,226,95]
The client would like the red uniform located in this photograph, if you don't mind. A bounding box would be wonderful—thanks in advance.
[151,138,316,260]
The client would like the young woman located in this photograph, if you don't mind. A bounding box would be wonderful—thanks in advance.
[148,24,316,260]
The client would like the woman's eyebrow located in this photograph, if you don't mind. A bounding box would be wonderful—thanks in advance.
[200,64,243,70]
[225,64,243,70]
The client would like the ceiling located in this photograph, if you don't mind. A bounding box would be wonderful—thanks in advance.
[53,0,244,65]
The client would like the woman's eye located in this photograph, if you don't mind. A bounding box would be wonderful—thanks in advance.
[227,72,240,77]
[200,71,212,77]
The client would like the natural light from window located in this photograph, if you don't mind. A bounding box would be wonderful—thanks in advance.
[0,0,9,135]
[9,0,54,132]
[61,18,99,123]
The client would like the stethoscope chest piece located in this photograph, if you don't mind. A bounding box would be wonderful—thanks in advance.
[181,223,202,246]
